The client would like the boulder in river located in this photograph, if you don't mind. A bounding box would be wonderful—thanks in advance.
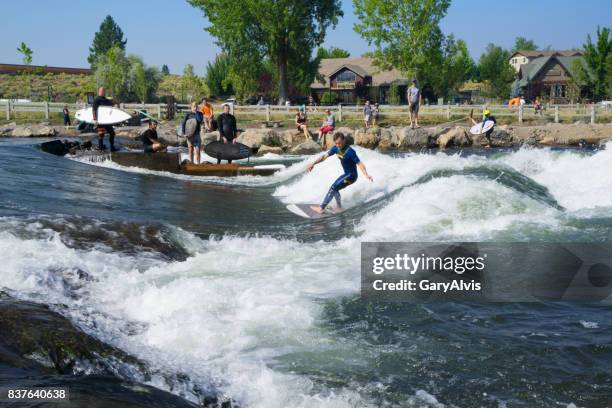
[0,293,232,407]
[290,140,323,154]
[237,128,281,148]
[257,144,284,155]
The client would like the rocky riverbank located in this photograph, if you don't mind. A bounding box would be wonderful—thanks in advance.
[2,121,610,153]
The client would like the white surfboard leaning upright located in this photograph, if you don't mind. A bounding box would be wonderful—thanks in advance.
[469,121,495,135]
[75,106,132,125]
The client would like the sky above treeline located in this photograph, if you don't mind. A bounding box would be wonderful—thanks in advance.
[1,0,609,74]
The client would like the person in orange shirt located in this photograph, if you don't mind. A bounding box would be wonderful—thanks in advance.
[508,97,521,108]
[200,97,214,131]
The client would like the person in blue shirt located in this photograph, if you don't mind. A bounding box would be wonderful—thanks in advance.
[307,132,373,214]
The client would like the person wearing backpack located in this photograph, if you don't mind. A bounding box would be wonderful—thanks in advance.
[181,101,203,164]
[407,78,421,129]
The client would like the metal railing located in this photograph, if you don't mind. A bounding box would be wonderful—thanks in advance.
[1,100,609,124]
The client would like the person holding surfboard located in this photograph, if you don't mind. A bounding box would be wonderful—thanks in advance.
[181,102,204,164]
[92,87,117,151]
[470,109,496,148]
[217,103,238,164]
[307,132,373,214]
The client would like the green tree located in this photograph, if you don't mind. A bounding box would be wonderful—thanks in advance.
[388,83,400,105]
[180,64,207,102]
[205,53,233,96]
[158,75,183,99]
[17,42,33,65]
[88,15,127,66]
[16,42,33,98]
[316,47,351,59]
[188,0,343,104]
[128,56,161,103]
[582,26,611,100]
[94,46,130,101]
[512,37,538,52]
[353,0,450,84]
[161,65,170,76]
[320,91,337,105]
[436,35,476,100]
[478,44,516,100]
[567,59,590,102]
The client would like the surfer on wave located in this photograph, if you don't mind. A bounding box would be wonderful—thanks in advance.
[307,132,373,214]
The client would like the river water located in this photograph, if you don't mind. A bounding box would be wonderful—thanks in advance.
[1,138,611,407]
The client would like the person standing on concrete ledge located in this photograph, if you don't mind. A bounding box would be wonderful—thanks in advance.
[217,103,238,164]
[92,87,117,151]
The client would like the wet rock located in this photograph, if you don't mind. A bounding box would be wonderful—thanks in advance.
[257,145,284,155]
[0,293,146,376]
[0,293,232,407]
[290,140,323,154]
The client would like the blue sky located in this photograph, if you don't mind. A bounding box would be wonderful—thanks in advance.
[1,0,609,75]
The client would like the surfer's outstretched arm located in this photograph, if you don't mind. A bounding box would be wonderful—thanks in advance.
[307,153,329,172]
[357,162,373,182]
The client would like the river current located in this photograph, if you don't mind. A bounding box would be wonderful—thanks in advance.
[1,138,611,407]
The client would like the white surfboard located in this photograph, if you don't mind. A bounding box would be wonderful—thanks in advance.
[470,121,495,135]
[287,203,344,219]
[75,106,132,125]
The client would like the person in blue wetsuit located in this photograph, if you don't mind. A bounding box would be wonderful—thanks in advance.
[307,132,373,214]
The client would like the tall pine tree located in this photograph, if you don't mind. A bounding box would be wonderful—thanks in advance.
[88,15,127,66]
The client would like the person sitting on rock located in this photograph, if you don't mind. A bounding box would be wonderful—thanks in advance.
[141,120,166,153]
[200,97,214,131]
[317,109,335,146]
[470,109,496,148]
[217,103,238,164]
[295,108,312,140]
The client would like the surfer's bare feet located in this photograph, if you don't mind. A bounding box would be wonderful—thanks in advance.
[310,205,324,214]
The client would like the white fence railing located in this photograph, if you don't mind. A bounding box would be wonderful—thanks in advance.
[1,101,609,124]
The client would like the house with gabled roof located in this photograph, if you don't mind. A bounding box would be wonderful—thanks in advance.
[509,50,583,72]
[512,54,586,103]
[311,57,410,104]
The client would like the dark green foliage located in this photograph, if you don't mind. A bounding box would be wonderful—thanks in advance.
[187,0,343,103]
[88,15,127,67]
[512,37,538,52]
[582,26,611,100]
[316,47,351,59]
[478,44,516,99]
